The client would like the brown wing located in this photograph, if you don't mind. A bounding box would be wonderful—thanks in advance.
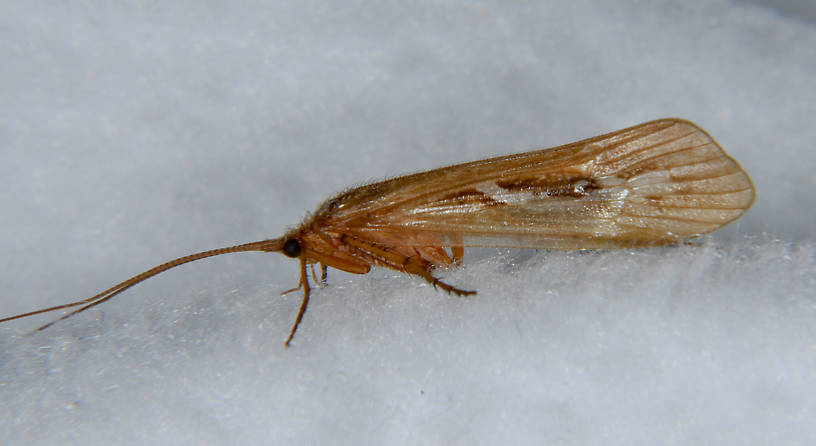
[316,119,755,249]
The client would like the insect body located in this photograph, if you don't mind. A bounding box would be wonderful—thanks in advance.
[1,119,755,345]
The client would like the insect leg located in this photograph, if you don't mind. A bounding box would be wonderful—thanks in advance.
[402,259,476,297]
[309,263,329,288]
[319,263,328,286]
[285,254,311,347]
[340,235,475,297]
[280,275,303,296]
[450,247,464,266]
[414,246,453,268]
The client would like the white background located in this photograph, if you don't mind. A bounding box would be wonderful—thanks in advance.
[1,1,814,444]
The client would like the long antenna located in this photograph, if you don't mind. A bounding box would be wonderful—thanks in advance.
[0,238,285,331]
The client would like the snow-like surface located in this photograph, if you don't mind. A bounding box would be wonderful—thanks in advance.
[1,1,814,444]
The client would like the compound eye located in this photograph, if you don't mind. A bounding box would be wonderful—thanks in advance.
[282,238,302,258]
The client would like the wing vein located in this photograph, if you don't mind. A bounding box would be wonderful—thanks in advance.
[603,144,717,176]
[619,212,733,224]
[597,129,698,167]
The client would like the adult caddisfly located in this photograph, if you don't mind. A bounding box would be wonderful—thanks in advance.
[0,118,755,346]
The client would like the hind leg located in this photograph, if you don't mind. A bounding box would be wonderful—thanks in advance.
[401,256,476,297]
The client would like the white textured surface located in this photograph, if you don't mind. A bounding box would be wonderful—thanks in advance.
[1,1,814,445]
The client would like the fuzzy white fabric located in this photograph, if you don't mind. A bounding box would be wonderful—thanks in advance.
[1,1,814,445]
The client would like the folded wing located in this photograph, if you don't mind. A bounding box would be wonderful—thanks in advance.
[319,119,755,250]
